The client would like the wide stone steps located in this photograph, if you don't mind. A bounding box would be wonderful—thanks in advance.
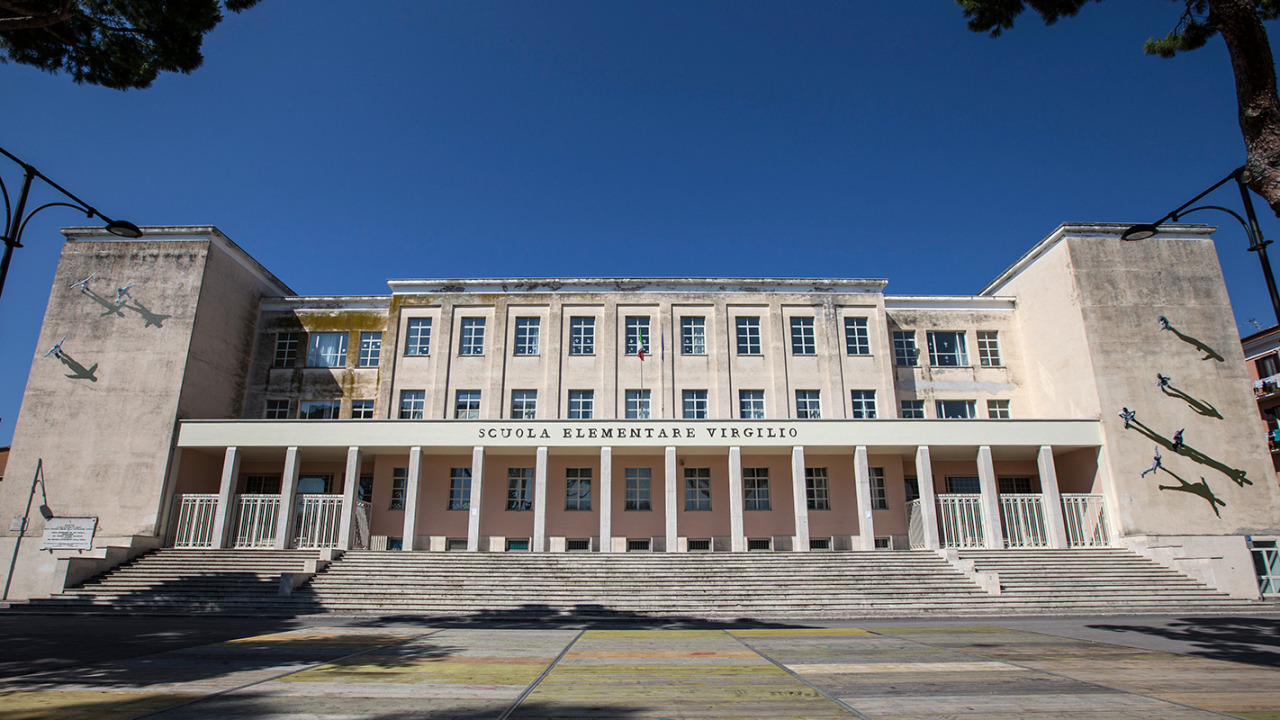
[12,547,1275,618]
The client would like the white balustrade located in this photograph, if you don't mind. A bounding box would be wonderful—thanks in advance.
[999,494,1048,548]
[936,494,986,548]
[294,494,344,549]
[1062,494,1112,547]
[172,494,219,548]
[232,494,280,549]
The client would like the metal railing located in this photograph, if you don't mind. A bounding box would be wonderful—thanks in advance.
[937,494,985,548]
[172,494,219,548]
[294,494,344,549]
[1062,493,1111,547]
[232,494,280,549]
[353,500,372,550]
[906,499,925,549]
[999,494,1049,548]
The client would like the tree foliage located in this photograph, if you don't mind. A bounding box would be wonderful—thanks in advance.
[956,0,1280,217]
[0,1,262,90]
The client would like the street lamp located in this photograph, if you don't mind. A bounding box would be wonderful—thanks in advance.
[2,459,53,603]
[0,145,141,303]
[1122,167,1280,326]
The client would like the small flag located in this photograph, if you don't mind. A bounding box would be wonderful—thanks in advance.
[661,328,665,362]
[637,326,646,361]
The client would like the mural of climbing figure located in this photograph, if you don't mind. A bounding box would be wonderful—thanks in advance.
[1118,407,1253,488]
[1157,316,1225,362]
[1155,373,1222,419]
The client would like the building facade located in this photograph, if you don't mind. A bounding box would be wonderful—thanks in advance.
[2,223,1278,601]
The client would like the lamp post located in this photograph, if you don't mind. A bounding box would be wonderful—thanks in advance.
[2,459,53,603]
[1122,167,1280,326]
[0,146,142,303]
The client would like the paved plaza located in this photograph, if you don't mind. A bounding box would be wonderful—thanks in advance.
[1,614,1280,719]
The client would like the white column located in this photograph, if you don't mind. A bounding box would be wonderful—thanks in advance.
[402,447,422,551]
[854,446,874,550]
[728,446,744,552]
[915,446,940,550]
[977,445,1003,549]
[337,446,361,550]
[274,446,301,549]
[467,447,485,551]
[791,446,810,552]
[1038,446,1069,549]
[533,447,548,551]
[211,446,240,549]
[599,447,613,552]
[664,446,678,552]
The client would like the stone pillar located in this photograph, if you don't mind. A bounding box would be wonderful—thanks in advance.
[1038,445,1069,549]
[211,446,240,549]
[337,446,362,550]
[533,447,548,552]
[274,446,301,549]
[915,446,940,550]
[728,446,744,552]
[977,445,1003,549]
[791,446,810,552]
[854,446,874,550]
[402,447,423,551]
[467,447,485,551]
[665,446,678,552]
[599,446,613,552]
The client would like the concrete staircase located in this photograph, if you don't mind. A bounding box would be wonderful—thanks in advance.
[10,547,1274,618]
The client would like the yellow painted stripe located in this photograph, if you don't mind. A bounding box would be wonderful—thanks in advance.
[564,650,757,659]
[787,661,1012,674]
[729,628,874,637]
[0,691,200,720]
[579,630,728,638]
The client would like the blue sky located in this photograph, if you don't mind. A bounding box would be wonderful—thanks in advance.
[0,1,1275,445]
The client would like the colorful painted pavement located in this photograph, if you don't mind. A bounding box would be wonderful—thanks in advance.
[1,624,1279,719]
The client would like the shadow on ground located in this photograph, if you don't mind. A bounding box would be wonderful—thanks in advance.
[1087,616,1280,667]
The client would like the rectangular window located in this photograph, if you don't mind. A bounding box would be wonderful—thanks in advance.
[684,468,711,511]
[513,317,540,356]
[1258,354,1280,379]
[870,467,887,510]
[405,318,432,356]
[844,317,870,355]
[569,316,595,355]
[273,332,299,368]
[507,468,533,510]
[796,390,821,419]
[297,474,333,494]
[350,399,374,419]
[998,476,1034,494]
[900,400,925,419]
[736,317,761,355]
[681,316,706,355]
[977,331,1001,367]
[390,468,407,510]
[682,389,708,419]
[945,476,981,494]
[244,474,281,494]
[306,332,348,368]
[936,399,977,419]
[459,317,486,356]
[850,390,877,419]
[904,477,920,503]
[625,389,650,419]
[448,468,471,510]
[744,468,771,510]
[358,332,381,367]
[565,468,592,511]
[625,468,651,511]
[299,400,339,420]
[568,390,594,419]
[892,331,918,367]
[511,390,537,419]
[455,390,481,419]
[625,316,650,356]
[987,399,1010,419]
[739,390,765,419]
[805,468,830,511]
[790,317,816,355]
[357,475,373,503]
[927,331,968,367]
[399,390,425,419]
[264,399,290,419]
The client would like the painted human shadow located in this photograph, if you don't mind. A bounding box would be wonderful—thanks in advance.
[1156,465,1227,518]
[75,284,170,328]
[1158,316,1225,363]
[52,349,98,382]
[1119,408,1252,488]
[1155,374,1222,419]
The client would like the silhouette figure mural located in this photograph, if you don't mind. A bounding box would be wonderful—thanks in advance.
[1155,373,1222,419]
[1157,316,1225,362]
[43,336,97,382]
[69,274,170,328]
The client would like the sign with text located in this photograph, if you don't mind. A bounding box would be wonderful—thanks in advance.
[39,517,97,550]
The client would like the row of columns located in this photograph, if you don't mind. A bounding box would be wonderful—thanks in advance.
[205,443,1070,551]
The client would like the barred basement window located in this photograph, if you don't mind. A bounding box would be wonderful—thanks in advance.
[566,538,592,551]
[506,538,530,551]
[747,537,772,551]
[687,538,712,551]
[809,537,832,550]
[874,537,891,549]
[446,538,468,551]
[627,538,651,552]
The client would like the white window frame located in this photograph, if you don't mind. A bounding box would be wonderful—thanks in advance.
[358,332,381,367]
[790,317,816,355]
[796,389,821,419]
[306,332,348,368]
[743,468,771,510]
[739,390,765,419]
[390,468,407,510]
[568,390,594,419]
[892,331,918,367]
[987,399,1010,419]
[900,400,925,419]
[736,317,761,355]
[350,399,374,419]
[977,330,1001,367]
[927,331,968,367]
[684,468,711,511]
[568,316,595,356]
[624,316,650,356]
[806,467,830,511]
[507,468,533,511]
[448,468,471,510]
[511,390,537,419]
[273,332,299,368]
[459,317,486,356]
[681,316,706,355]
[844,317,870,356]
[264,399,291,419]
[936,399,977,419]
[869,467,887,510]
[405,318,432,356]
[455,390,482,419]
[299,400,340,420]
[682,389,709,419]
[399,390,425,419]
[625,468,651,511]
[625,389,650,419]
[565,468,592,511]
[850,390,877,419]
[513,317,540,356]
